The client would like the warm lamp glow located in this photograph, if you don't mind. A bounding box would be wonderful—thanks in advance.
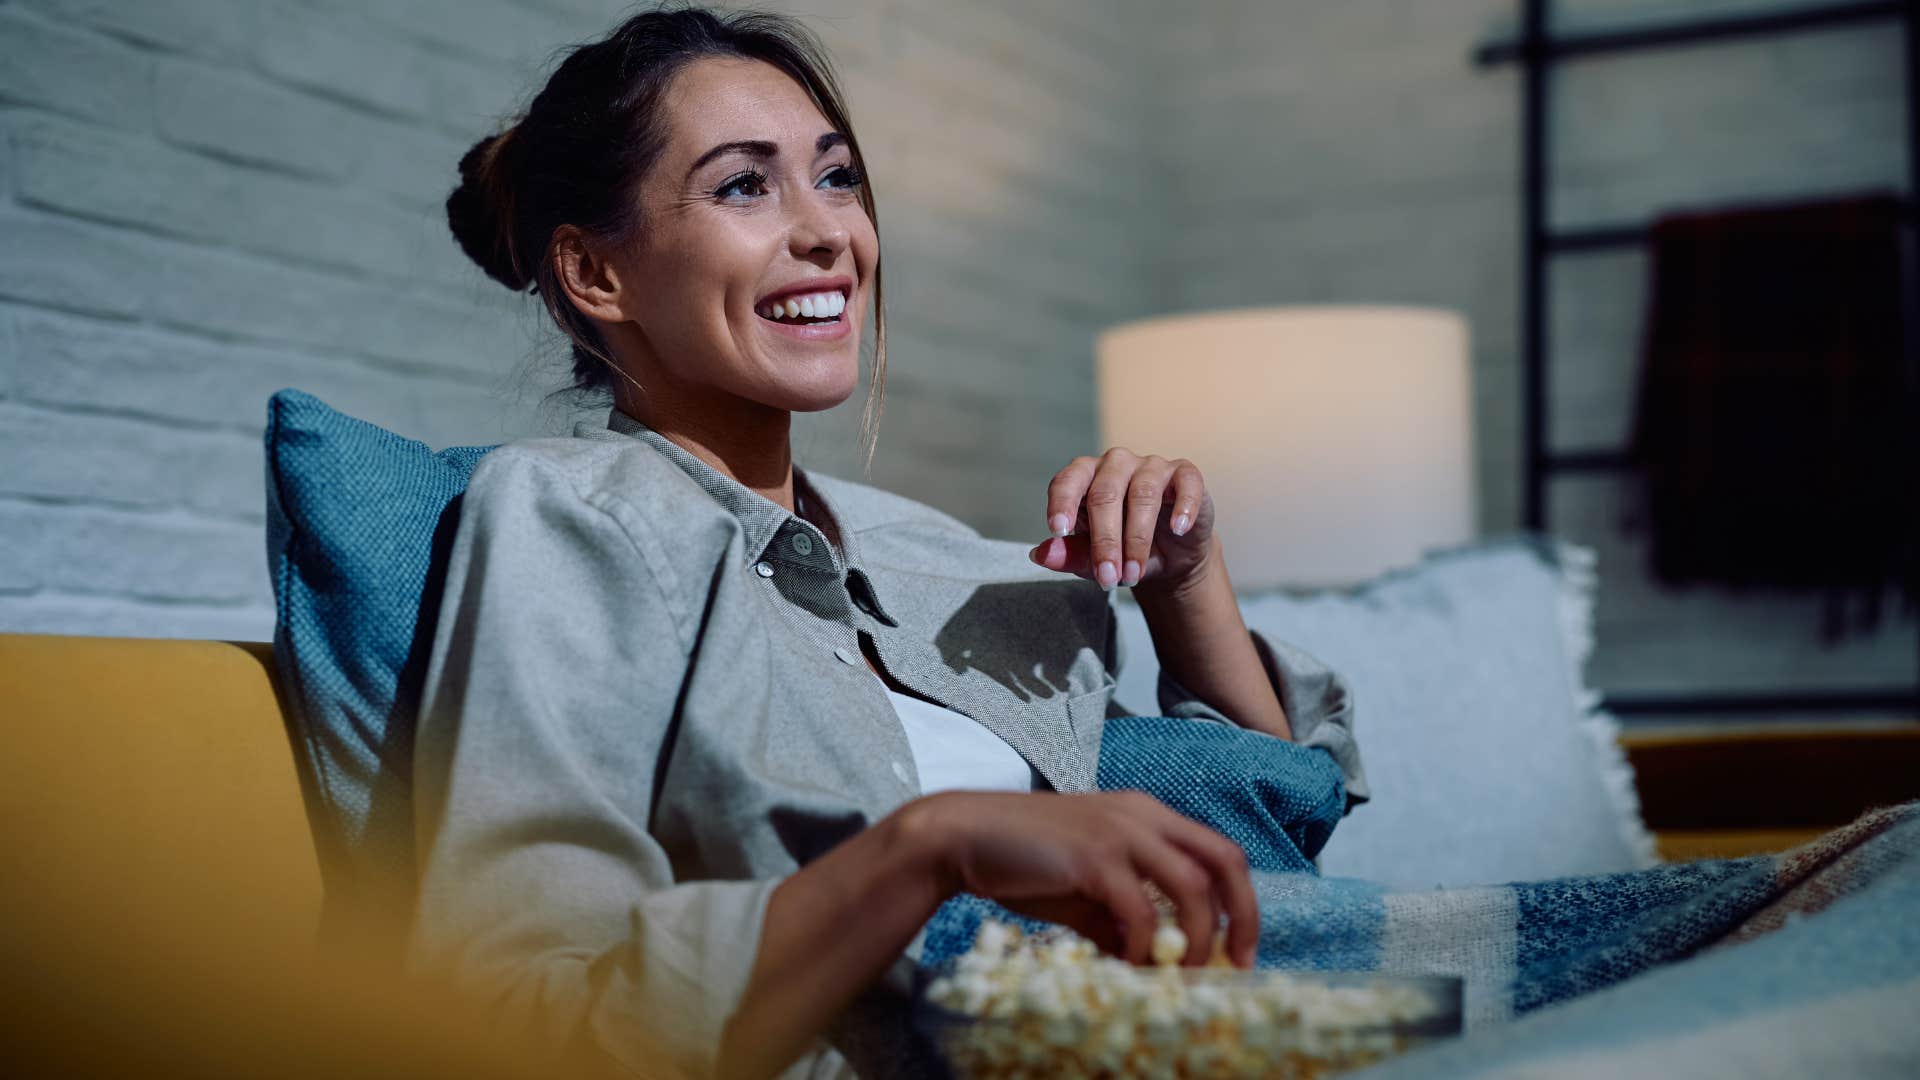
[1097,306,1477,589]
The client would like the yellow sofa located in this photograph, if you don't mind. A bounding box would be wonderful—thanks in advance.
[0,633,598,1077]
[6,631,1916,1077]
[0,634,322,951]
[9,631,1916,927]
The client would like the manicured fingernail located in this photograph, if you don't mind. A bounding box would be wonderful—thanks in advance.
[1096,560,1118,589]
[1049,513,1071,537]
[1172,513,1191,536]
[1122,559,1141,587]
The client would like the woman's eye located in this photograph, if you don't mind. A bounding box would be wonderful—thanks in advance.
[716,170,769,199]
[819,164,865,190]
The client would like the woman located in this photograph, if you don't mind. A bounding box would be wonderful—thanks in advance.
[410,7,1367,1079]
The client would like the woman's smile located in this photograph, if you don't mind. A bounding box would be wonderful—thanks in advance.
[754,274,854,342]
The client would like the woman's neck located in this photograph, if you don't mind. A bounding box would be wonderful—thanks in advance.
[616,388,797,512]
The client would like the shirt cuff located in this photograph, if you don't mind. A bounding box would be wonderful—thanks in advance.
[1154,629,1370,815]
[582,877,783,1078]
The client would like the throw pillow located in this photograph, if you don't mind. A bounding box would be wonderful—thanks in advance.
[263,387,497,931]
[1110,534,1658,887]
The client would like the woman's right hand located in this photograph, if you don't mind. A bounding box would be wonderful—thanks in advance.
[726,789,1259,1078]
[899,790,1259,969]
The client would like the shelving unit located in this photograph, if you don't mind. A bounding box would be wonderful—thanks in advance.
[1473,0,1920,720]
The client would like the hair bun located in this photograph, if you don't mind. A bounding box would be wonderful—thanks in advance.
[447,126,530,291]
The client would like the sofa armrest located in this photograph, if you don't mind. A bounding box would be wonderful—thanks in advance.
[0,633,323,950]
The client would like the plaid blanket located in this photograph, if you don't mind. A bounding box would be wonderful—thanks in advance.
[1255,800,1920,1028]
[914,802,1919,1076]
[912,722,1920,1076]
[1353,799,1920,1077]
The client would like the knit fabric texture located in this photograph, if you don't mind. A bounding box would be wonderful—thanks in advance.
[263,387,497,921]
[917,717,1347,969]
[1099,715,1347,866]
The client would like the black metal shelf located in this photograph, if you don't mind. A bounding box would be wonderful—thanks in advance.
[1474,0,1920,720]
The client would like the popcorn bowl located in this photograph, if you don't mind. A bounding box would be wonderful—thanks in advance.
[912,949,1463,1080]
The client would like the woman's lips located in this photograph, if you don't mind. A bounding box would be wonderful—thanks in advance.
[756,310,853,341]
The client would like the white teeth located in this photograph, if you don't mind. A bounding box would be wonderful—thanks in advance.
[761,290,846,321]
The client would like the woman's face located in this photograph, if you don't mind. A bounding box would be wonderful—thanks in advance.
[608,56,878,418]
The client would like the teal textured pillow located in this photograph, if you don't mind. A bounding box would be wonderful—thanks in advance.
[263,388,497,926]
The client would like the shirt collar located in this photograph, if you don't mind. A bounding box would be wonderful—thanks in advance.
[592,407,896,624]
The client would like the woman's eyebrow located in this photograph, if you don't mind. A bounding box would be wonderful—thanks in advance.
[685,132,848,180]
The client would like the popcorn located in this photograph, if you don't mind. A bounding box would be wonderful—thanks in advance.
[1151,923,1189,968]
[925,920,1445,1079]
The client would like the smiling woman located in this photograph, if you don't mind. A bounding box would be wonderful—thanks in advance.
[414,5,1366,1080]
[445,12,887,468]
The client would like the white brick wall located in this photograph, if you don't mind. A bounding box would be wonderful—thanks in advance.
[0,0,1156,639]
[1152,0,1914,723]
[2,0,1911,726]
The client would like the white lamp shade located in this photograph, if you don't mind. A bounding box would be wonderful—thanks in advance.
[1096,305,1476,589]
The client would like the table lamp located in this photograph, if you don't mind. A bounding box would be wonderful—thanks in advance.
[1096,305,1477,589]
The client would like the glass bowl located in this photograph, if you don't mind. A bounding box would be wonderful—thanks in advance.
[912,964,1463,1079]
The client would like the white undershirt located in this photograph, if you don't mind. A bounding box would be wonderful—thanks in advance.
[875,678,1038,794]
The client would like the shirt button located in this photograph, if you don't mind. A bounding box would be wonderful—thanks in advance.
[754,561,775,578]
[891,760,911,784]
[833,647,857,666]
[791,532,813,556]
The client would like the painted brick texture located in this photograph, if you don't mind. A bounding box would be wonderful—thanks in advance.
[1,0,1908,724]
[0,0,1156,638]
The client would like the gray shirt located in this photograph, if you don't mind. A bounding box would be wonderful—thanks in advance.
[406,407,1368,1078]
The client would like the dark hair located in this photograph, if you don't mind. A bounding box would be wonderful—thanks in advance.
[447,3,887,461]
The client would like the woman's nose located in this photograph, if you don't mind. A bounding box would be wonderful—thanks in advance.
[789,193,850,264]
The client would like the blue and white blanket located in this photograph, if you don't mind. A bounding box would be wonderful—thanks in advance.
[1344,801,1920,1078]
[914,718,1920,1077]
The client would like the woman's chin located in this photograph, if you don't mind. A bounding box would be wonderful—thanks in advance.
[781,379,861,413]
[761,356,862,413]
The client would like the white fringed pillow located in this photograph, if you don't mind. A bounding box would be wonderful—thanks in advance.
[1111,533,1656,887]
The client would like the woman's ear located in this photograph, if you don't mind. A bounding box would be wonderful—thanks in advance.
[551,224,628,325]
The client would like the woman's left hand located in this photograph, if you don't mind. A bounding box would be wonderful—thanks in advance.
[1029,448,1217,592]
